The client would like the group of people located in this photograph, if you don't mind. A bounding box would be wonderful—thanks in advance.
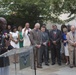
[0,17,76,75]
[30,23,76,69]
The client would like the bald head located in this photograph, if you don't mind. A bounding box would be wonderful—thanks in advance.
[34,23,40,29]
[0,17,7,30]
[71,25,76,32]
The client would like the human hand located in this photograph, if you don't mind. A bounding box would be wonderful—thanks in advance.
[15,40,18,44]
[64,40,67,43]
[20,39,23,42]
[4,33,8,38]
[74,42,76,47]
[36,45,41,48]
[53,41,56,45]
[43,42,47,46]
[24,28,26,32]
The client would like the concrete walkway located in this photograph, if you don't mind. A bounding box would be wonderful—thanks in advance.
[10,63,76,75]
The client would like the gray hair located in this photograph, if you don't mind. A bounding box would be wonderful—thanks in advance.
[35,23,40,27]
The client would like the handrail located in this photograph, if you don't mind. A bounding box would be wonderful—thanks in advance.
[0,46,34,57]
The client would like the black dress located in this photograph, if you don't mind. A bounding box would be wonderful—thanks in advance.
[0,31,10,67]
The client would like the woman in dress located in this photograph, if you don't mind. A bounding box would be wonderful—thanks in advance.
[0,17,10,75]
[10,26,19,62]
[62,28,69,65]
[10,26,19,48]
[18,26,23,48]
[61,25,67,63]
[7,25,13,50]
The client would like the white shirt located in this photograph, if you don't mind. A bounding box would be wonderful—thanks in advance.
[22,28,31,47]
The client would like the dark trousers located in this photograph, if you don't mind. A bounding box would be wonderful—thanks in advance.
[51,45,61,64]
[40,45,48,66]
[47,45,49,62]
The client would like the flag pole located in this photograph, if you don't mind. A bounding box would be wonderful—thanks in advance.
[14,52,17,75]
[34,50,36,75]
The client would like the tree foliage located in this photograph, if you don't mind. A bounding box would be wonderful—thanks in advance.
[0,0,76,26]
[0,0,51,27]
[50,0,76,22]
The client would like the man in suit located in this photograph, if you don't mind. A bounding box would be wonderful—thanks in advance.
[30,23,42,68]
[40,26,49,66]
[49,25,61,65]
[42,24,50,62]
[0,17,10,75]
[67,25,76,68]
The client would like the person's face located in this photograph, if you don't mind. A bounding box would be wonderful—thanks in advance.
[13,28,17,32]
[3,24,7,30]
[64,31,67,34]
[25,23,30,28]
[52,25,57,30]
[35,25,40,29]
[41,27,45,32]
[8,25,11,29]
[18,26,22,31]
[71,26,75,32]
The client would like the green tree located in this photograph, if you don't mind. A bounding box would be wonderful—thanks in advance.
[0,0,51,27]
[1,0,76,25]
[50,0,76,22]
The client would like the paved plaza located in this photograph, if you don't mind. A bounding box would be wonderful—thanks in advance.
[10,63,76,75]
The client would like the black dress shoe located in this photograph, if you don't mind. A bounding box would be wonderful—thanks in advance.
[52,63,55,65]
[70,66,74,68]
[74,65,76,67]
[45,63,49,66]
[37,65,42,68]
[58,63,61,66]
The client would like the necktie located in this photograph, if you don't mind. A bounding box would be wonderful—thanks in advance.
[54,31,56,38]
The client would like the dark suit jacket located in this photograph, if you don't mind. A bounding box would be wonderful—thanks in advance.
[41,32,49,44]
[49,29,61,47]
[0,31,9,67]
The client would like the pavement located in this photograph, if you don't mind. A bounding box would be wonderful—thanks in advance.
[10,62,76,75]
[8,48,76,75]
